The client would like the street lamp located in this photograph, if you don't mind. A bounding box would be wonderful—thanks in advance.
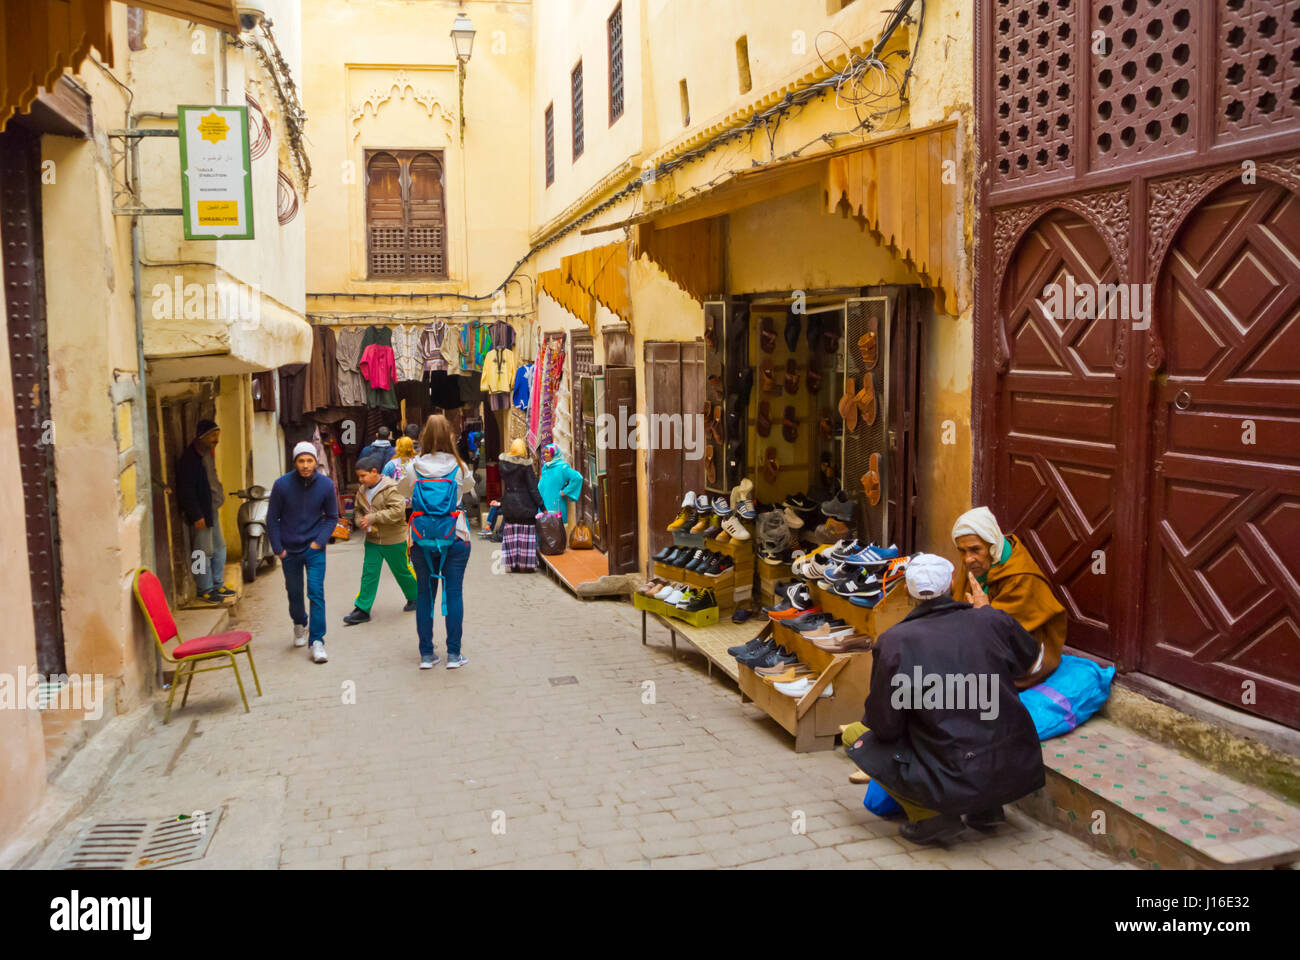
[450,11,476,145]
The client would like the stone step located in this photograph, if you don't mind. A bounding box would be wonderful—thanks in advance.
[1019,716,1300,869]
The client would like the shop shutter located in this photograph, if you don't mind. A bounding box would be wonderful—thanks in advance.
[365,151,405,277]
[407,152,447,279]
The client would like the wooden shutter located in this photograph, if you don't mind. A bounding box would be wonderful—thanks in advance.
[571,61,584,160]
[544,104,555,186]
[407,152,447,278]
[366,151,406,277]
[608,4,624,125]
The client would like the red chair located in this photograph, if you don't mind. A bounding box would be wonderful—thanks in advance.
[132,568,262,723]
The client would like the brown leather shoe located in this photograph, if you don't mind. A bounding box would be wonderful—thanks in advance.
[858,316,878,370]
[782,405,799,443]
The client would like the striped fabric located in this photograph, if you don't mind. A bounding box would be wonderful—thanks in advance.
[502,522,538,571]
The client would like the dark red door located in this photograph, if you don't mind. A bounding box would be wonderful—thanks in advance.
[603,366,639,575]
[1144,179,1300,724]
[994,210,1123,661]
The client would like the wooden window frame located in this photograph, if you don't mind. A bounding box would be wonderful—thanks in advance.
[571,60,585,161]
[364,148,449,281]
[608,3,624,126]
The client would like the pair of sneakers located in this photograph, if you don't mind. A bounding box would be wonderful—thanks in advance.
[196,586,237,606]
[292,624,328,663]
[649,581,716,612]
[420,652,468,670]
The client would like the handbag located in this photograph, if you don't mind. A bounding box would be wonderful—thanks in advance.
[569,524,593,550]
[536,512,567,556]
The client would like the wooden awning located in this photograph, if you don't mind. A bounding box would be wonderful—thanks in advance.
[2,0,112,131]
[631,218,726,304]
[539,268,595,331]
[130,1,240,32]
[562,243,630,324]
[825,123,962,316]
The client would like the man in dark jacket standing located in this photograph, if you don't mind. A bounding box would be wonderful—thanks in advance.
[358,426,397,465]
[847,553,1045,845]
[269,441,339,664]
[176,418,234,606]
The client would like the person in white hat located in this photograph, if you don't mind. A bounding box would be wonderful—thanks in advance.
[844,552,1046,846]
[267,441,339,663]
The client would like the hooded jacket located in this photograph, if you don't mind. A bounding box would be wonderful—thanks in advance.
[355,474,408,546]
[953,534,1068,688]
[846,597,1046,816]
[358,438,397,464]
[410,451,476,542]
[538,455,584,522]
[498,453,546,525]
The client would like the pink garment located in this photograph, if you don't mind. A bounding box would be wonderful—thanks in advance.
[358,344,397,390]
[526,340,545,450]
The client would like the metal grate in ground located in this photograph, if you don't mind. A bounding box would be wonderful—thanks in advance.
[57,808,224,870]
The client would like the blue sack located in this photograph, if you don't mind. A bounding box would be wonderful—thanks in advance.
[1019,654,1116,740]
[862,779,904,818]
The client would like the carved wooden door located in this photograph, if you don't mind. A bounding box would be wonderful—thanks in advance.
[1143,179,1300,723]
[994,209,1123,661]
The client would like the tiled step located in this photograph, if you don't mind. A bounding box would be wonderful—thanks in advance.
[1020,716,1300,869]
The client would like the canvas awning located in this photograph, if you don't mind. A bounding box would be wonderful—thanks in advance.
[540,242,632,332]
[825,123,962,316]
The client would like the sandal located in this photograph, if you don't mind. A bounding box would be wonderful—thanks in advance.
[856,373,877,427]
[823,327,841,356]
[784,312,801,352]
[782,405,799,443]
[763,447,780,484]
[706,446,718,486]
[820,408,833,442]
[862,452,881,506]
[760,360,776,394]
[757,400,773,438]
[709,402,724,445]
[760,317,777,355]
[858,318,878,370]
[806,312,823,349]
[807,366,822,394]
[784,358,800,396]
[838,376,859,432]
[821,452,837,487]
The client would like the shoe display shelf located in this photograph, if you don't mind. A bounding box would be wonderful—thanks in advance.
[671,529,706,549]
[807,581,913,636]
[633,590,719,628]
[757,559,793,606]
[652,561,736,617]
[705,535,754,606]
[736,620,872,753]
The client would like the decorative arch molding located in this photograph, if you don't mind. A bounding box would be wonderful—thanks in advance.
[349,70,456,143]
[991,187,1131,286]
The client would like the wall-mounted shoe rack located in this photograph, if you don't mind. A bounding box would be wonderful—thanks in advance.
[735,583,911,752]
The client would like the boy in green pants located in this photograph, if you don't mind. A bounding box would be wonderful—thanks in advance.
[342,457,418,625]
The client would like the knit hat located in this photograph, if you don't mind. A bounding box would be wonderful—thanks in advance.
[194,418,219,443]
[292,441,317,462]
[906,553,955,601]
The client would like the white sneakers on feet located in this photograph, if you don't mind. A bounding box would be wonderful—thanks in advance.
[293,623,308,647]
[310,640,328,663]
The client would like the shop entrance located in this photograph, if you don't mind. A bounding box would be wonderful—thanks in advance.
[0,123,67,676]
[153,384,218,605]
[644,340,705,560]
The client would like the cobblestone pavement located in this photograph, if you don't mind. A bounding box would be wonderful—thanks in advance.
[32,537,1127,870]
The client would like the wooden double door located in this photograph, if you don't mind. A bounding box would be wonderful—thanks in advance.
[993,179,1300,727]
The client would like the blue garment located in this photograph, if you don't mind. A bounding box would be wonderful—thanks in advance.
[358,439,397,464]
[281,546,327,643]
[538,456,584,522]
[512,363,533,410]
[192,521,227,593]
[268,469,339,555]
[412,538,469,658]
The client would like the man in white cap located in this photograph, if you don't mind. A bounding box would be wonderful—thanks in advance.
[268,442,339,663]
[845,553,1045,846]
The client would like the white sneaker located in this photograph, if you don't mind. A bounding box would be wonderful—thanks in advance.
[310,641,328,663]
[784,507,805,530]
[654,582,676,601]
[774,677,833,699]
[681,490,695,508]
[722,516,751,541]
[293,623,308,647]
[446,654,468,669]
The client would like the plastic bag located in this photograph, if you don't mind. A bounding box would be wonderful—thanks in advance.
[536,512,567,556]
[1019,654,1116,740]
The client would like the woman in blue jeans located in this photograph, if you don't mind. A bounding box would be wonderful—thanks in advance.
[408,415,475,670]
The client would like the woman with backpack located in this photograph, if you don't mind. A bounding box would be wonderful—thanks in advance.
[408,415,475,670]
[498,438,546,573]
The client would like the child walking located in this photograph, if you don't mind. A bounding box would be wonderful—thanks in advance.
[342,456,418,626]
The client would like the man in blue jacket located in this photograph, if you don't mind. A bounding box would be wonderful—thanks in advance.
[269,441,339,664]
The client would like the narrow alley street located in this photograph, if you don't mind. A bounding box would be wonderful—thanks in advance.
[29,539,1121,871]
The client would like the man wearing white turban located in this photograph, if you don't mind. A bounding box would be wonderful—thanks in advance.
[951,507,1067,688]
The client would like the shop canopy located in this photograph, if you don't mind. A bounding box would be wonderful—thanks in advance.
[539,242,631,332]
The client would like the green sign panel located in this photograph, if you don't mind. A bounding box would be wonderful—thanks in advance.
[177,104,254,240]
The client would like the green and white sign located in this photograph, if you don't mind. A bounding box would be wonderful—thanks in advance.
[178,104,254,240]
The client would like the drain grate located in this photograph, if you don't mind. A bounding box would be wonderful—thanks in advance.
[548,676,578,686]
[58,808,223,870]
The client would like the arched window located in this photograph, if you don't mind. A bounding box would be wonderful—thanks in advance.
[364,149,447,279]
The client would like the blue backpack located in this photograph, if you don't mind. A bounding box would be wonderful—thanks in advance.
[409,466,463,614]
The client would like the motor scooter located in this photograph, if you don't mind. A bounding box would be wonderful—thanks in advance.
[231,486,276,583]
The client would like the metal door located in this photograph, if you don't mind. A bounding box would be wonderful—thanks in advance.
[1143,179,1300,724]
[993,209,1124,662]
[1,124,66,675]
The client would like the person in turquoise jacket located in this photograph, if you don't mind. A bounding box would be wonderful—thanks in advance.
[537,443,584,522]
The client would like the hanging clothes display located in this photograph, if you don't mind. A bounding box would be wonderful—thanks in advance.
[393,323,425,382]
[304,324,340,413]
[426,369,464,411]
[512,362,533,411]
[278,363,308,427]
[336,325,367,406]
[421,321,449,373]
[359,325,398,409]
[252,370,277,412]
[526,335,565,452]
[480,345,517,397]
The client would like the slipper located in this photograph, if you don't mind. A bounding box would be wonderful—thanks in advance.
[784,311,801,352]
[856,372,877,427]
[820,408,833,442]
[858,319,878,370]
[807,366,822,394]
[862,452,881,506]
[838,376,859,432]
[757,400,772,438]
[706,446,718,486]
[806,312,822,349]
[821,451,836,487]
[823,326,841,355]
[709,402,724,445]
[764,447,780,484]
[784,358,800,396]
[760,317,777,354]
[760,360,776,394]
[782,405,798,443]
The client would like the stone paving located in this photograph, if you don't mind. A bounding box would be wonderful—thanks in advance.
[31,536,1128,870]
